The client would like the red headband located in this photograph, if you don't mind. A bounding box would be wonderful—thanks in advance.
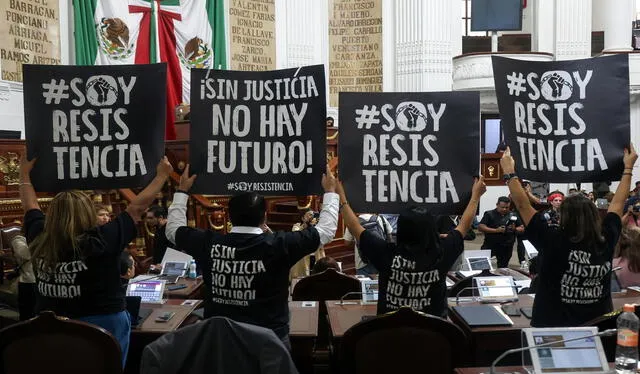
[548,193,564,202]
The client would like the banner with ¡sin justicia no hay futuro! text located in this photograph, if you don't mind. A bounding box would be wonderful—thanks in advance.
[189,64,327,195]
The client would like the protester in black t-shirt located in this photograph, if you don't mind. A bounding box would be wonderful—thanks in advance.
[165,165,339,348]
[478,196,524,268]
[335,176,486,317]
[19,155,173,367]
[501,146,637,327]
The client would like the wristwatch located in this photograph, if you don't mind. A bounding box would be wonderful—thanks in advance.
[503,173,518,182]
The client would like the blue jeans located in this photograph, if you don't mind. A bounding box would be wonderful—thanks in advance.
[357,263,378,276]
[76,310,131,368]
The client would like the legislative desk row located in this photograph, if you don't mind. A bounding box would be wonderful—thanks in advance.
[126,275,640,373]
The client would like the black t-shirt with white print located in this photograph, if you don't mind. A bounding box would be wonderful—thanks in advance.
[359,229,464,317]
[24,209,137,318]
[526,212,621,327]
[174,226,320,338]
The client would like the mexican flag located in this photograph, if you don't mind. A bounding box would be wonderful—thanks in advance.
[73,0,227,140]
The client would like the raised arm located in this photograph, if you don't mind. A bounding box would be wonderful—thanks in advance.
[500,147,537,226]
[455,176,486,236]
[125,157,173,219]
[166,165,197,244]
[314,167,340,245]
[609,145,638,218]
[335,181,365,242]
[19,154,39,212]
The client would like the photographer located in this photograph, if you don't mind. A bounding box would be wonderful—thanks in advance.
[478,196,524,268]
[623,203,640,228]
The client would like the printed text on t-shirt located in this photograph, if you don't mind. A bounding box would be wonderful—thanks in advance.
[209,244,266,306]
[36,260,88,299]
[386,255,440,310]
[560,249,611,304]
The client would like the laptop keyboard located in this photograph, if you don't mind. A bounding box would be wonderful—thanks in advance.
[129,290,163,303]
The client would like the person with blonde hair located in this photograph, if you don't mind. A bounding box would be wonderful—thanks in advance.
[95,204,111,226]
[20,155,173,367]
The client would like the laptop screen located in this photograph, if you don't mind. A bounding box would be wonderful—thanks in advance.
[475,276,517,300]
[467,257,492,271]
[361,279,379,303]
[163,261,187,276]
[127,280,164,303]
[527,328,608,373]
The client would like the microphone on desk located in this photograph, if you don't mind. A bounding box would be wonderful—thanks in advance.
[487,328,617,374]
[336,292,364,305]
[454,285,522,305]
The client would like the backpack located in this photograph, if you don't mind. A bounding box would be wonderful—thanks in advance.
[358,215,387,264]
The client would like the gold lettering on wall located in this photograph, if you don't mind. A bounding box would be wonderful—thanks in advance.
[0,0,61,82]
[228,0,276,71]
[328,0,382,107]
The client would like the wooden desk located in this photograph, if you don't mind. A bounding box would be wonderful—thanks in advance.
[126,299,201,374]
[289,301,319,374]
[449,290,640,367]
[165,277,204,299]
[325,300,377,338]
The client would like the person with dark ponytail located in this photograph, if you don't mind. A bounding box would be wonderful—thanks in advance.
[336,176,486,316]
[501,145,637,327]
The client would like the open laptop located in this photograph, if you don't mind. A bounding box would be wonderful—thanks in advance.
[523,327,610,374]
[126,279,166,304]
[458,256,494,278]
[125,296,153,327]
[158,260,188,284]
[361,279,379,304]
[474,276,518,303]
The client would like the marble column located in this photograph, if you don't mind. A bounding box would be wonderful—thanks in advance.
[394,0,462,91]
[602,0,634,51]
[554,0,592,60]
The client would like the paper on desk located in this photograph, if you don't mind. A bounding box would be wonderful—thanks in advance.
[523,240,538,259]
[515,279,532,290]
[162,248,193,264]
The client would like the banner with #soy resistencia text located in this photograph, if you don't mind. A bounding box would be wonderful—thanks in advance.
[492,55,630,183]
[23,64,167,192]
[189,65,326,195]
[339,92,480,214]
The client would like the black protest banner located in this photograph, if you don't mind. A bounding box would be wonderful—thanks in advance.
[492,55,630,182]
[23,64,167,191]
[189,65,326,195]
[339,92,480,214]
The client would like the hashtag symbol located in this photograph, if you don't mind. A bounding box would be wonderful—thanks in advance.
[354,105,380,129]
[227,183,235,191]
[506,72,527,97]
[41,79,70,104]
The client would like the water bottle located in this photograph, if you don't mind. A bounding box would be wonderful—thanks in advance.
[188,260,197,279]
[616,304,639,373]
